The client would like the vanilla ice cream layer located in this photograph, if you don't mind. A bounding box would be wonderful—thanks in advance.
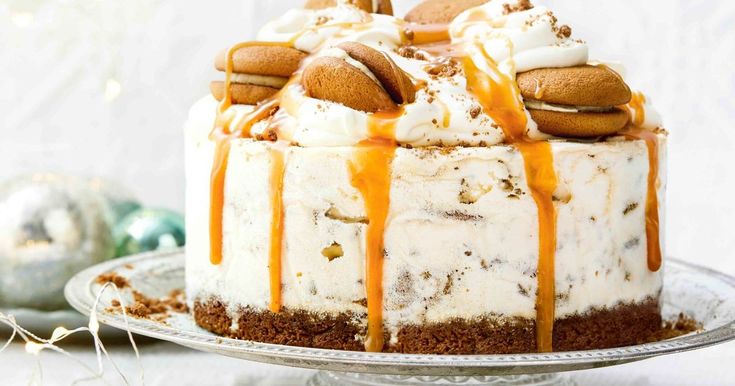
[185,99,666,336]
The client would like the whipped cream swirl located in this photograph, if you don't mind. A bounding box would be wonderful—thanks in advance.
[257,4,402,53]
[450,1,589,75]
[253,52,505,147]
[252,4,509,147]
[223,1,617,148]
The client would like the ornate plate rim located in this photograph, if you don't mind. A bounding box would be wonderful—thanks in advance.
[64,249,735,376]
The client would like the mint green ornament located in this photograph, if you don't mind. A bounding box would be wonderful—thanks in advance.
[114,208,185,257]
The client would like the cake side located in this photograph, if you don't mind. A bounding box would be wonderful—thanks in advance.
[185,97,665,352]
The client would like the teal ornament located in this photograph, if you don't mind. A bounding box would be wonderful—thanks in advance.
[114,208,185,257]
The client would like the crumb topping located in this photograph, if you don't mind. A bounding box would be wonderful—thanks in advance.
[95,272,130,289]
[503,0,534,15]
[108,289,189,323]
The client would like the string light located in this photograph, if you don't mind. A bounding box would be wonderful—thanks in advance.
[0,283,144,384]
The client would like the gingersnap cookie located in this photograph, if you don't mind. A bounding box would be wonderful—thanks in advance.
[337,42,415,104]
[517,65,631,107]
[518,65,632,137]
[305,0,393,15]
[404,0,490,24]
[302,56,397,113]
[212,44,307,105]
[209,82,279,105]
[528,108,629,138]
[214,46,307,77]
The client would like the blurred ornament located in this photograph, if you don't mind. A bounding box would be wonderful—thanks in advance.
[0,174,118,310]
[113,208,185,257]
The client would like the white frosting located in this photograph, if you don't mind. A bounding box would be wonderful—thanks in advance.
[450,1,589,74]
[185,122,666,332]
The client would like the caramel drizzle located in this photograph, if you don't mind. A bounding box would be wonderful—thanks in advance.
[628,92,647,127]
[350,109,402,352]
[268,145,287,312]
[209,135,230,265]
[462,43,558,353]
[209,41,294,314]
[622,93,661,272]
[404,23,450,45]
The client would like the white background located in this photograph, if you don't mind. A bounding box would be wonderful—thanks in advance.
[1,0,734,273]
[1,1,734,385]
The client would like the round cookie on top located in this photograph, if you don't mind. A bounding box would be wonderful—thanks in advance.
[210,45,307,105]
[517,65,632,138]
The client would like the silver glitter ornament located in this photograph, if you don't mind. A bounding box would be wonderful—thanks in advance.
[0,174,118,310]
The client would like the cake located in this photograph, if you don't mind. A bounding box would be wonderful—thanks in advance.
[185,0,667,354]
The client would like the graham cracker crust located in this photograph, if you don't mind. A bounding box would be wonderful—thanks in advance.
[193,297,662,354]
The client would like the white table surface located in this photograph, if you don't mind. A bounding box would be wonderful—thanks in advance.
[1,338,734,386]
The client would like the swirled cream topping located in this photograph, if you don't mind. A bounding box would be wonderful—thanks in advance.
[257,4,402,53]
[449,1,589,74]
[256,52,506,147]
[251,3,512,147]
[218,0,641,148]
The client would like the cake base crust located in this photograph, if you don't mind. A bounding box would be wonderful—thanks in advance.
[193,297,662,354]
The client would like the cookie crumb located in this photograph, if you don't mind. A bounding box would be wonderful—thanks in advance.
[469,105,482,119]
[396,46,428,61]
[315,16,331,26]
[425,58,460,78]
[108,289,189,323]
[557,25,572,39]
[96,272,130,289]
[503,0,534,15]
[641,313,702,343]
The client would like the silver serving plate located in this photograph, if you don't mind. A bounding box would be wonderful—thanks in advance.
[65,250,735,386]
